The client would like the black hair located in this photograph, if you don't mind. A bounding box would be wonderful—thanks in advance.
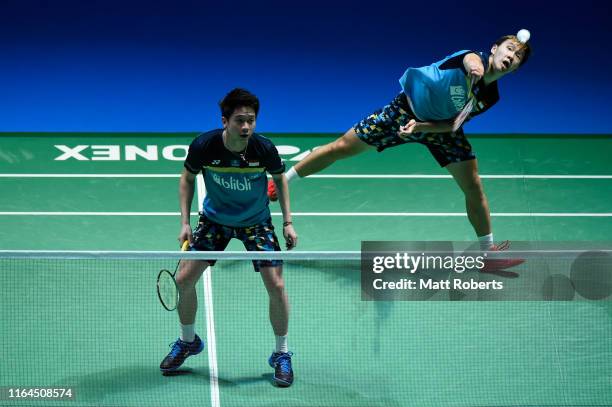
[219,88,260,119]
[494,35,532,66]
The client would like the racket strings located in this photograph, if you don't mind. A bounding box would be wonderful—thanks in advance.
[158,270,179,310]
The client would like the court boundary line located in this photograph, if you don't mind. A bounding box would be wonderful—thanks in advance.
[203,266,219,407]
[2,211,612,217]
[197,174,220,407]
[2,173,612,179]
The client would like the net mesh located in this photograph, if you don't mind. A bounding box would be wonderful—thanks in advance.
[1,251,611,407]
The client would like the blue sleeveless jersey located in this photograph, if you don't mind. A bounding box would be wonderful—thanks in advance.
[399,50,494,121]
[184,130,285,227]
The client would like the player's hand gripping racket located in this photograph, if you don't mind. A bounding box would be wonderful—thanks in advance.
[157,240,189,311]
[451,76,477,133]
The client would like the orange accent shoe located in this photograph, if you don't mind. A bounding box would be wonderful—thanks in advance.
[267,179,278,201]
[482,241,525,272]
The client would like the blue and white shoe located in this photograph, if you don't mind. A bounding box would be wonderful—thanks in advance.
[160,335,204,372]
[268,351,294,387]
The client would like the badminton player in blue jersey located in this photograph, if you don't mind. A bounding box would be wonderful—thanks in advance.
[268,31,532,271]
[161,88,298,387]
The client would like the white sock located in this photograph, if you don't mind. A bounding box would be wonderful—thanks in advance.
[286,167,301,183]
[180,324,196,343]
[478,233,494,252]
[275,335,288,353]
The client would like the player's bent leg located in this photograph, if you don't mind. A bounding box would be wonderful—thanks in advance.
[259,266,289,337]
[294,128,372,177]
[160,260,209,373]
[176,260,211,324]
[446,159,491,237]
[446,160,523,271]
[268,128,372,201]
[260,266,294,387]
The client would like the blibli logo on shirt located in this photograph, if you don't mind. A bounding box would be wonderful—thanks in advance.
[212,173,252,191]
[450,86,466,112]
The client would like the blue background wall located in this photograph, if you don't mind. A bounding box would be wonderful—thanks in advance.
[1,0,610,133]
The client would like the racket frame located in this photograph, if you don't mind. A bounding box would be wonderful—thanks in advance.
[157,260,181,311]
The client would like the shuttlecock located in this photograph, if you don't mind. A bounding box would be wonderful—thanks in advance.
[517,29,530,43]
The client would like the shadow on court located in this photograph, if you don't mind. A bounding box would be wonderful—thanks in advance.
[165,370,275,387]
[55,365,247,404]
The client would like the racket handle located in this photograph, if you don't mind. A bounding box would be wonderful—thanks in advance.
[452,98,474,132]
[451,76,477,133]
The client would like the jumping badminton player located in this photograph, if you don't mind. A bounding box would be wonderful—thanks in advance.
[268,31,532,270]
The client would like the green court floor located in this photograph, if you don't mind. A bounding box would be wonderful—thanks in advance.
[1,133,611,407]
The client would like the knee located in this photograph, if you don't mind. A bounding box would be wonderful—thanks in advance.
[175,273,196,291]
[175,262,205,291]
[267,279,286,299]
[462,177,485,199]
[327,136,355,160]
[323,140,344,159]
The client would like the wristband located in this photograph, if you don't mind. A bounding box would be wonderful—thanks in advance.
[283,221,292,227]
